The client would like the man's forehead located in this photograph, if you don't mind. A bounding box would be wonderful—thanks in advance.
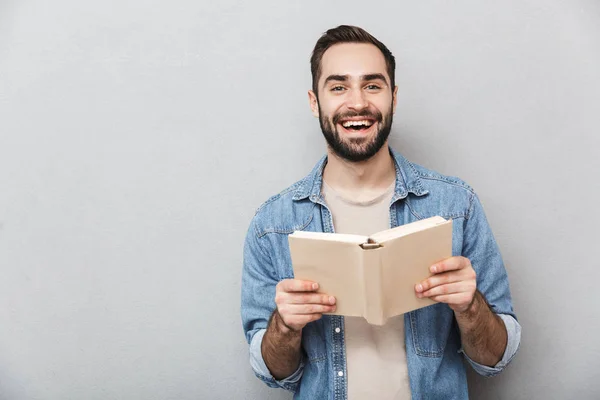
[320,43,389,81]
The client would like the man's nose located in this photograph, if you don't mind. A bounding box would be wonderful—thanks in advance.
[346,89,368,111]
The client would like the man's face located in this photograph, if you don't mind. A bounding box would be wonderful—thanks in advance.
[309,43,398,162]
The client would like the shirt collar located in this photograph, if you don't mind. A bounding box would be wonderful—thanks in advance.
[292,147,429,202]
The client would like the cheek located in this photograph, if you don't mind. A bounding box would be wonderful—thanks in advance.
[320,110,339,125]
[319,98,344,118]
[372,96,394,111]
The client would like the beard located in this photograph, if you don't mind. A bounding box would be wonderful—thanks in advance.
[318,102,393,163]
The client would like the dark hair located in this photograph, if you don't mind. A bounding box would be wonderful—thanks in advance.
[310,25,396,95]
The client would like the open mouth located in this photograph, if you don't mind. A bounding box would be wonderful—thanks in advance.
[338,119,376,133]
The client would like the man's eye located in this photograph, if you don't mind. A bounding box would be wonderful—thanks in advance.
[331,86,345,92]
[366,84,381,90]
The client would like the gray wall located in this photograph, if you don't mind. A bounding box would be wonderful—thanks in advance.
[1,0,599,399]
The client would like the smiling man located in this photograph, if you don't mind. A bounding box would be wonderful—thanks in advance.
[241,25,521,400]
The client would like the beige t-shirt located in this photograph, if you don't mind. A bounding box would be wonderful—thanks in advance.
[322,181,411,400]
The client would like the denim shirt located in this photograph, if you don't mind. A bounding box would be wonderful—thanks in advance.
[241,148,521,400]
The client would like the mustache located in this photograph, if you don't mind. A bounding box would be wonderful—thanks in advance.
[332,109,383,126]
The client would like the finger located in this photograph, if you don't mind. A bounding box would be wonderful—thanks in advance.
[430,256,470,274]
[415,271,463,293]
[281,303,337,315]
[287,313,324,327]
[418,281,475,298]
[429,292,473,306]
[286,293,336,305]
[279,279,319,293]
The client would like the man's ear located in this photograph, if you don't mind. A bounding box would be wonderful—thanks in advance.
[308,90,319,118]
[392,85,399,114]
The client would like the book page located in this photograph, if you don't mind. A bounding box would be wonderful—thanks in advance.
[288,235,365,317]
[290,230,368,244]
[369,216,447,244]
[380,220,453,318]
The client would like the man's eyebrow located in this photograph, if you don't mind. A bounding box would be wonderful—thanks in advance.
[323,74,349,85]
[362,73,388,84]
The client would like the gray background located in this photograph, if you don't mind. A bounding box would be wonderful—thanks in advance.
[1,0,599,399]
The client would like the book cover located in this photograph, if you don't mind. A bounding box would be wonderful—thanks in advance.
[288,216,452,325]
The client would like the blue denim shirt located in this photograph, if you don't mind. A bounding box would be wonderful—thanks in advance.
[241,148,521,399]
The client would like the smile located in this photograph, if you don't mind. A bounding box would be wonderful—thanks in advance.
[342,120,374,128]
[339,119,376,133]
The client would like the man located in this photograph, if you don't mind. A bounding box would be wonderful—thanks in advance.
[241,25,521,399]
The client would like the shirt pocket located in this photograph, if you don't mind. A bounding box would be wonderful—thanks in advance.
[409,303,454,358]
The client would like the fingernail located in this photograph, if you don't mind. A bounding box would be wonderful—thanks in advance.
[329,296,336,305]
[312,283,319,290]
[416,284,423,292]
[430,265,437,273]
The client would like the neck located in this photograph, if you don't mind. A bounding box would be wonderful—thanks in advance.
[322,143,396,193]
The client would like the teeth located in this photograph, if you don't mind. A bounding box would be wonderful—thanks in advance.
[342,120,374,128]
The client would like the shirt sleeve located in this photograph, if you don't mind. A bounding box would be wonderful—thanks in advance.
[460,314,522,376]
[240,217,304,392]
[460,193,521,376]
[249,329,305,390]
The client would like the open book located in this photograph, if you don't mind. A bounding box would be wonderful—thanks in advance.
[288,216,452,325]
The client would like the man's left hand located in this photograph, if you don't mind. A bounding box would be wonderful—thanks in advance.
[415,256,477,313]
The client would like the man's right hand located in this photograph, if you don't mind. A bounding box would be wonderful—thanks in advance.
[262,279,336,379]
[274,279,337,332]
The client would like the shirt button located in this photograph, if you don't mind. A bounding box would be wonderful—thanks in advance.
[338,371,344,377]
[335,327,341,333]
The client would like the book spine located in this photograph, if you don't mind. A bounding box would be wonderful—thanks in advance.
[362,248,385,325]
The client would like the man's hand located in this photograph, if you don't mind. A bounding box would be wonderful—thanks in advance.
[261,279,336,380]
[275,279,337,332]
[414,256,477,313]
[414,257,506,366]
